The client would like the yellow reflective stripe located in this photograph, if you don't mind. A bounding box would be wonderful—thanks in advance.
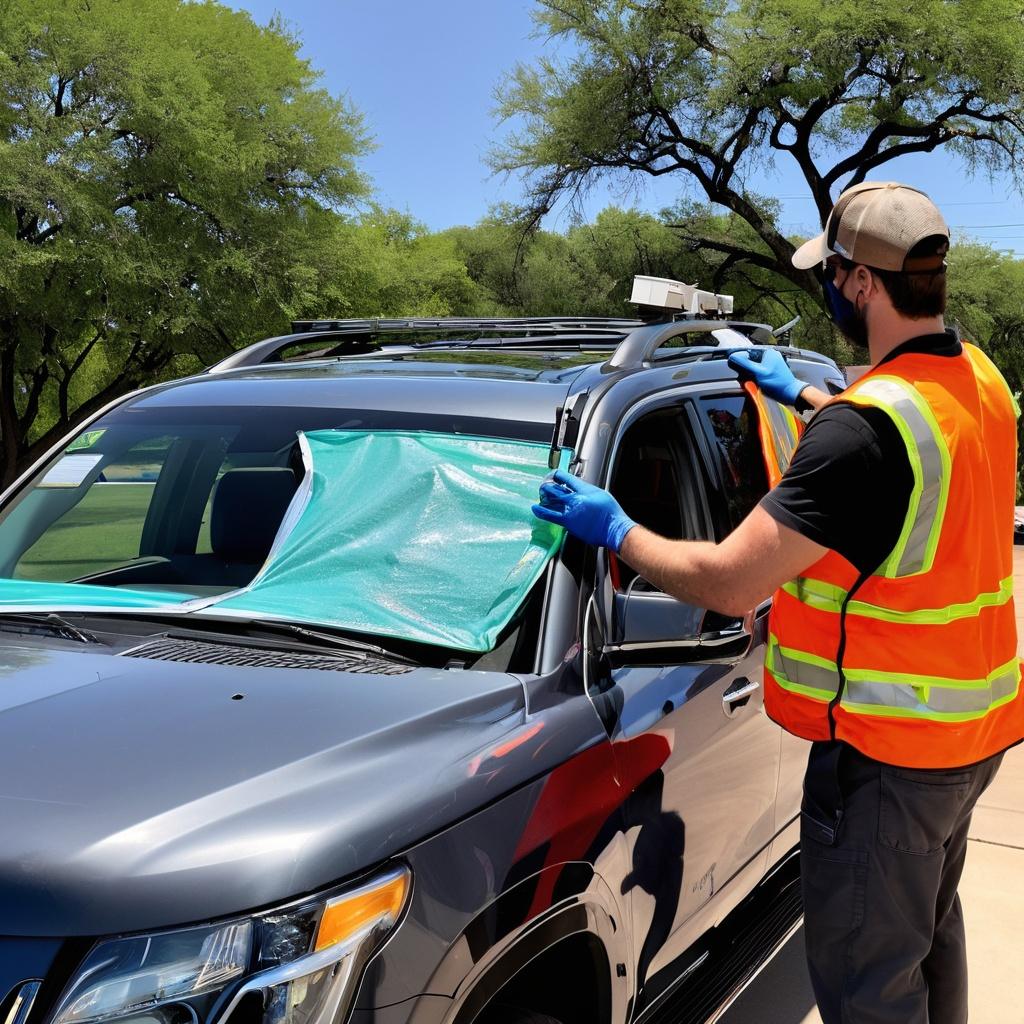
[773,401,801,448]
[843,672,1020,723]
[767,637,1022,722]
[782,577,845,613]
[843,657,1021,692]
[782,575,1015,624]
[766,635,839,701]
[763,399,798,474]
[842,691,1018,723]
[851,377,951,578]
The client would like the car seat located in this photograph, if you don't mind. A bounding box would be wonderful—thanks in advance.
[172,467,299,590]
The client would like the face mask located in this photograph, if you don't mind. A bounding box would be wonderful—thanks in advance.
[823,277,869,350]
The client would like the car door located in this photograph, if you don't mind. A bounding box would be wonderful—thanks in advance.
[584,388,780,1005]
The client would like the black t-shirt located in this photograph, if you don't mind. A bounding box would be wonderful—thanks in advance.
[760,332,962,575]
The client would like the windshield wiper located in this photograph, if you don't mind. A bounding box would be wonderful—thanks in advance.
[248,619,420,667]
[0,613,104,645]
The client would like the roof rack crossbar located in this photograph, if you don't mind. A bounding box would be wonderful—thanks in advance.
[205,331,373,374]
[205,326,637,373]
[602,319,774,370]
[291,317,644,333]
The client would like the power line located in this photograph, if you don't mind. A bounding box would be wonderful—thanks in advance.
[773,195,1011,206]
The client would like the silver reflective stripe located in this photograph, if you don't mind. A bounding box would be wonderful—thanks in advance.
[770,643,839,696]
[844,669,1020,717]
[855,379,946,577]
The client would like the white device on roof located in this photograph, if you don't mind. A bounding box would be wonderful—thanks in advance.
[629,275,734,315]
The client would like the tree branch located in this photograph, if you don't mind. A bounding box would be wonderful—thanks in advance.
[822,93,987,189]
[57,328,104,422]
[668,226,781,275]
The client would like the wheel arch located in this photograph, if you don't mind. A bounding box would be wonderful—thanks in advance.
[448,896,620,1024]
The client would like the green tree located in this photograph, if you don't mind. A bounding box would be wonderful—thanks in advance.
[946,243,1024,495]
[334,210,483,319]
[445,204,854,363]
[494,0,1024,302]
[445,206,707,316]
[0,0,369,485]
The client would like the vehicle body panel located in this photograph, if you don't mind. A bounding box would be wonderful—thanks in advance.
[0,641,608,936]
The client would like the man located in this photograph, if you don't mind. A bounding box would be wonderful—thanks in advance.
[533,181,1023,1024]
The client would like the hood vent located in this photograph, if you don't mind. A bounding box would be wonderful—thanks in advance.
[120,638,414,675]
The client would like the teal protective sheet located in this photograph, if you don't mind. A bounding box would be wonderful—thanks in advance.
[215,431,568,651]
[0,579,191,609]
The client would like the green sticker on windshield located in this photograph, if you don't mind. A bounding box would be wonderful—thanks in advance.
[66,429,106,452]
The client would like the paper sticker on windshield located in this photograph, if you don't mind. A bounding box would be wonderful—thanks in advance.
[39,453,104,488]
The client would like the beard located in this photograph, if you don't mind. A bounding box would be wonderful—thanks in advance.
[837,301,869,352]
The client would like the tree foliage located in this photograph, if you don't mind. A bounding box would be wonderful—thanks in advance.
[946,243,1024,494]
[0,0,369,484]
[494,0,1024,300]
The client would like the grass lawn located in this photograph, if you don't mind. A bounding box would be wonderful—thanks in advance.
[15,483,156,581]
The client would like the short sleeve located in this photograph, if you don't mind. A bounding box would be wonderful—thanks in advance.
[759,403,913,575]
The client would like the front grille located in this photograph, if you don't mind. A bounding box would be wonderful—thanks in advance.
[120,638,414,675]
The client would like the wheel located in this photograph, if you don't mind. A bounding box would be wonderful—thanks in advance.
[478,1004,564,1024]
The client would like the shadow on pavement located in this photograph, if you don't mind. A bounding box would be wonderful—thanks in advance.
[718,926,821,1024]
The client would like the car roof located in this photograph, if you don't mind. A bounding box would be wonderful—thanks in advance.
[123,365,579,442]
[117,317,844,435]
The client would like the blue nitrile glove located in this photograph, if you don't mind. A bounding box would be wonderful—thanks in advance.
[727,348,808,407]
[532,469,637,552]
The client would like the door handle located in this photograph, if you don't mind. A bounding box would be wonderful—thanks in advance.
[698,625,749,646]
[723,676,760,711]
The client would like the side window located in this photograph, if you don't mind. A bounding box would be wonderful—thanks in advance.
[14,435,176,581]
[607,407,710,591]
[698,394,770,536]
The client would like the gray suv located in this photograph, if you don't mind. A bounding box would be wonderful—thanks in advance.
[0,312,845,1024]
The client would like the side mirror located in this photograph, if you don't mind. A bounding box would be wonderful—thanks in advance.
[605,576,758,665]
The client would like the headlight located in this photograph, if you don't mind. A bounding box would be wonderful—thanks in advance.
[49,866,411,1024]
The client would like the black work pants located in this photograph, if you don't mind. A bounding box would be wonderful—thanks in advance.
[800,739,1004,1024]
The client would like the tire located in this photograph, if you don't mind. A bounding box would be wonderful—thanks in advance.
[479,1005,564,1024]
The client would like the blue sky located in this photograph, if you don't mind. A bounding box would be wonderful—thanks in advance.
[234,0,1024,253]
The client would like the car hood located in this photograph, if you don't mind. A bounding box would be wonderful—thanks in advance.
[0,642,530,936]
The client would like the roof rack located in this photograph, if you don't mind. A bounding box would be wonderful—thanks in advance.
[205,314,819,376]
[603,319,772,369]
[206,319,644,373]
[291,316,645,333]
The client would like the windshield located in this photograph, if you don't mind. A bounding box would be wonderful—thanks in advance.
[0,405,566,652]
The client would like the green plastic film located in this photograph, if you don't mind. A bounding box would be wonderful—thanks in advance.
[215,431,568,651]
[0,578,192,609]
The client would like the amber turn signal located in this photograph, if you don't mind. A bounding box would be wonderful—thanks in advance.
[314,868,410,952]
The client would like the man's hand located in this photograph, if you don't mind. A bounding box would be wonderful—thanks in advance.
[532,469,637,552]
[728,348,808,407]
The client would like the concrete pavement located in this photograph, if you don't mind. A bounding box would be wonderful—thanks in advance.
[720,547,1024,1024]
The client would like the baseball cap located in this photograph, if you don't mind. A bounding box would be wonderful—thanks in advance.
[791,182,949,272]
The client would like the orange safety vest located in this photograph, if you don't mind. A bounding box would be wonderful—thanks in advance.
[743,381,805,487]
[757,342,1023,769]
